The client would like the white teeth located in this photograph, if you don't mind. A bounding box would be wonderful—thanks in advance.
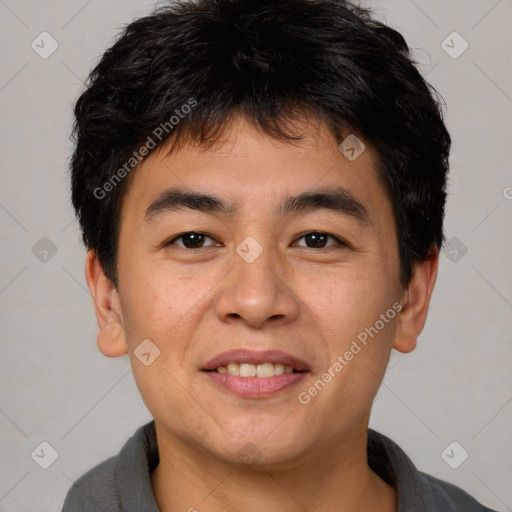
[240,363,257,377]
[227,363,239,376]
[257,363,274,378]
[215,362,295,377]
[274,363,285,375]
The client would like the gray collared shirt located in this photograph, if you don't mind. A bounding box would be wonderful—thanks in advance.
[61,421,499,512]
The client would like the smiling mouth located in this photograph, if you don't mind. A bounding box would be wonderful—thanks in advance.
[203,362,305,377]
[201,349,310,397]
[202,366,309,398]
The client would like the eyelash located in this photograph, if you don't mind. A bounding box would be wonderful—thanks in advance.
[166,231,348,250]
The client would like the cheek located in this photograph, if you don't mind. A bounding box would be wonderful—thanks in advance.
[119,263,216,347]
[311,282,398,419]
[121,271,209,423]
[304,264,396,347]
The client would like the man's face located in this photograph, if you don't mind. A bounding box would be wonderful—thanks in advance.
[113,116,404,466]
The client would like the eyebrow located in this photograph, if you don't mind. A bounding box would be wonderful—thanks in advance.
[144,187,371,225]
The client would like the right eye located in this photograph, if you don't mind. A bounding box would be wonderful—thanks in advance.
[167,232,220,249]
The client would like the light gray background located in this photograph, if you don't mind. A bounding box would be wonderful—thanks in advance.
[0,1,510,511]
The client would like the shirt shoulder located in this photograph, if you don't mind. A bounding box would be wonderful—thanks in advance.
[61,420,160,512]
[418,471,496,512]
[61,454,121,512]
[367,429,500,512]
[416,471,499,512]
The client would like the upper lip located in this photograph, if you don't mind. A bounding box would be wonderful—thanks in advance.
[202,349,310,372]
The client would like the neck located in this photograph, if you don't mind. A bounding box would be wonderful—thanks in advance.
[150,425,397,512]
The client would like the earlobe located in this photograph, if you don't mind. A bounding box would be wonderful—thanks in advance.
[85,250,128,358]
[393,248,439,354]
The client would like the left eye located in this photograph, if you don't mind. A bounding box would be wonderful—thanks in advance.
[293,232,344,249]
[168,232,219,249]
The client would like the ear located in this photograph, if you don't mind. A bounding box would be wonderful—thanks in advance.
[85,250,128,358]
[393,247,439,354]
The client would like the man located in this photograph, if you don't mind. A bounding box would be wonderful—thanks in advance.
[62,0,498,510]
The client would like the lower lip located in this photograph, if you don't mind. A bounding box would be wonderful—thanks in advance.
[202,371,308,398]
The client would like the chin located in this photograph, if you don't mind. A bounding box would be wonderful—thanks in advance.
[207,426,309,468]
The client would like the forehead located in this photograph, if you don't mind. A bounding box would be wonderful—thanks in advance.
[119,116,392,228]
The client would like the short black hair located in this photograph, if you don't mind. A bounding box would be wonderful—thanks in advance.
[70,0,451,289]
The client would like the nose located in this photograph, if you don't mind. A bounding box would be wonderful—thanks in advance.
[214,244,300,329]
